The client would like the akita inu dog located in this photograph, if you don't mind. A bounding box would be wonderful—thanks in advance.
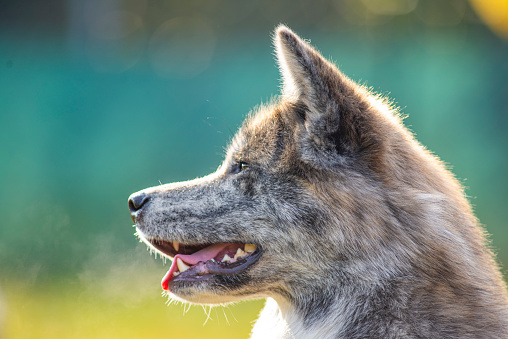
[128,26,508,338]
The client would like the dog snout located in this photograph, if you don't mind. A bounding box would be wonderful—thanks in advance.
[128,192,150,223]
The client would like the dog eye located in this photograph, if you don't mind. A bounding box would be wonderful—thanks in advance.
[231,161,249,174]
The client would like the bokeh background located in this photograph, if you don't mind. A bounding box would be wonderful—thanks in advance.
[1,0,508,338]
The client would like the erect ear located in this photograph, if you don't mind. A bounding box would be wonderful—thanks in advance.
[275,25,340,108]
[275,25,375,163]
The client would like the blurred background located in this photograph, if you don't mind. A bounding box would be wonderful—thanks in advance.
[1,0,507,338]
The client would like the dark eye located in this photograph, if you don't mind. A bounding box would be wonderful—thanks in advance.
[231,161,249,174]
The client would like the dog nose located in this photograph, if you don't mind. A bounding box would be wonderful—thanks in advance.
[128,192,150,222]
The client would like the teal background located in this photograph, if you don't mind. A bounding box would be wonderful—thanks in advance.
[0,0,507,337]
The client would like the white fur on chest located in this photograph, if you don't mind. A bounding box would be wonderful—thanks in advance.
[250,297,346,339]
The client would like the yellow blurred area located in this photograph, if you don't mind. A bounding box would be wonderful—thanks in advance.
[469,0,508,38]
[2,283,264,339]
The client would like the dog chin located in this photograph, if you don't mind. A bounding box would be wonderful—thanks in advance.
[168,285,249,305]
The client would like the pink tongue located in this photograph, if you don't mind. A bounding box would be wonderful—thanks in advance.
[161,243,230,291]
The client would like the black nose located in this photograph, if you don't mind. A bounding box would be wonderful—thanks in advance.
[128,192,150,222]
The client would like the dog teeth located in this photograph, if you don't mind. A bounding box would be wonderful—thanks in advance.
[176,258,190,273]
[234,248,247,260]
[173,241,180,252]
[244,244,257,253]
[221,254,233,263]
[173,271,180,277]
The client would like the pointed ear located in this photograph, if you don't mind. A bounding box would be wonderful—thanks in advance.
[274,25,378,164]
[275,25,340,111]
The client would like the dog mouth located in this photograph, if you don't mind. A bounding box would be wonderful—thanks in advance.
[138,232,261,291]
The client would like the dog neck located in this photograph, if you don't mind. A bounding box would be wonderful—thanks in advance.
[250,293,349,339]
[250,275,415,339]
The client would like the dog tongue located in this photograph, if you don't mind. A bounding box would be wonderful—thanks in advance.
[161,243,230,291]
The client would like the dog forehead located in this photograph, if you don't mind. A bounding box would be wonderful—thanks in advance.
[246,103,279,132]
[228,104,282,162]
[245,105,280,140]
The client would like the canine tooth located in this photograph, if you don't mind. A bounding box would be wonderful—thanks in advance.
[234,248,247,260]
[244,244,257,253]
[173,241,180,252]
[176,258,190,272]
[221,254,232,263]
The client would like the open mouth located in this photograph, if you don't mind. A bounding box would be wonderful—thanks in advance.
[138,233,261,291]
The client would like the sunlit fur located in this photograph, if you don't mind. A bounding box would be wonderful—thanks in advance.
[130,25,508,338]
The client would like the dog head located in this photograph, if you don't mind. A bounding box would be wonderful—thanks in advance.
[128,25,452,305]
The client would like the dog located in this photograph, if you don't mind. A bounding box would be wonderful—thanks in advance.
[128,25,508,338]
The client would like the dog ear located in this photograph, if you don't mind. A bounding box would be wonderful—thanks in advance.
[275,25,338,107]
[275,25,376,164]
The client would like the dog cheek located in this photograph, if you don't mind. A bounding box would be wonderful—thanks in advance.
[234,173,259,198]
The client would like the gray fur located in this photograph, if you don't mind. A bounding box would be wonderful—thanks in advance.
[129,25,508,338]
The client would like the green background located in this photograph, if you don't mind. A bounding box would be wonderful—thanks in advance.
[1,0,507,337]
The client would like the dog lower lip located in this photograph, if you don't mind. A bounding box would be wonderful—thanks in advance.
[160,244,262,290]
[170,248,262,284]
